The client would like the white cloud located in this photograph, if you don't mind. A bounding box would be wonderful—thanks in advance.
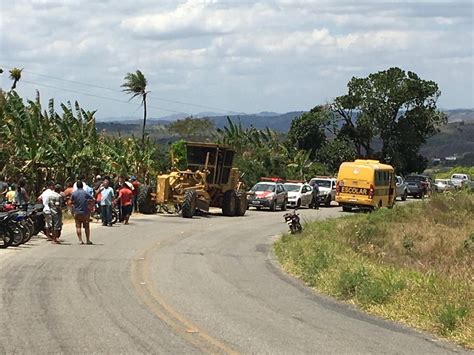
[0,0,472,118]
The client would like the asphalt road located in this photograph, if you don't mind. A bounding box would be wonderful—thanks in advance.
[0,203,469,354]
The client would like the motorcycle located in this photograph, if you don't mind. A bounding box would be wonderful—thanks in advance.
[283,209,302,234]
[0,212,15,248]
[92,202,118,224]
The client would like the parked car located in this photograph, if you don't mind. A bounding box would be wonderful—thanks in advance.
[284,182,312,208]
[395,175,408,201]
[247,180,288,211]
[434,179,456,193]
[405,174,432,198]
[309,177,336,207]
[450,174,470,188]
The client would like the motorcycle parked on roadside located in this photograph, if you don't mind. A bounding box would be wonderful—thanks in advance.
[0,203,46,248]
[92,202,118,224]
[283,209,302,234]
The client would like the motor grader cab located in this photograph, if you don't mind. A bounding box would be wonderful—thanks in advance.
[138,142,247,218]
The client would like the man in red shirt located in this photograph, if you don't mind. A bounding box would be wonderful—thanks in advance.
[130,176,140,212]
[115,183,133,224]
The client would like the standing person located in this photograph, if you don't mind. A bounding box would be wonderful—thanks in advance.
[13,179,29,210]
[5,185,16,203]
[309,181,320,210]
[38,181,56,240]
[63,181,74,215]
[116,176,125,222]
[0,175,7,202]
[48,184,64,244]
[73,175,94,196]
[71,180,94,245]
[130,176,139,212]
[97,178,114,227]
[93,175,103,191]
[115,183,133,225]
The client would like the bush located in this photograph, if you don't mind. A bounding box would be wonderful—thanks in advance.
[336,267,405,305]
[337,266,368,299]
[438,304,468,334]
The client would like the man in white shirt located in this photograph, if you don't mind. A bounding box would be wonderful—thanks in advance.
[38,181,56,240]
[73,176,94,196]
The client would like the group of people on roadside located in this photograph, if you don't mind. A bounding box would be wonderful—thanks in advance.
[0,176,30,207]
[0,174,140,246]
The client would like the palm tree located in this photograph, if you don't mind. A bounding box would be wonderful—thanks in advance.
[9,67,22,91]
[121,70,149,145]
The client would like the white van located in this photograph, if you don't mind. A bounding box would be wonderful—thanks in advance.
[450,174,470,188]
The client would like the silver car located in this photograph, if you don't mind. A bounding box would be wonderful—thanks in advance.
[396,176,408,201]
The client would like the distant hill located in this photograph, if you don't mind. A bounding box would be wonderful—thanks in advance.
[421,120,474,159]
[96,109,474,159]
[98,111,305,132]
[445,109,474,123]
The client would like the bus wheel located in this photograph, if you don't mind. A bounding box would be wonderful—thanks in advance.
[342,206,352,212]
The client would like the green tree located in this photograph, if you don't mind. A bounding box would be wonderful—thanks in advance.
[316,139,356,174]
[169,140,187,170]
[121,70,149,146]
[286,106,333,158]
[333,67,447,173]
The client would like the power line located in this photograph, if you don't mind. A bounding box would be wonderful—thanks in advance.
[19,79,184,114]
[1,65,239,114]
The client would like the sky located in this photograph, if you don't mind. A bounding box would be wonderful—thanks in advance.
[0,0,473,120]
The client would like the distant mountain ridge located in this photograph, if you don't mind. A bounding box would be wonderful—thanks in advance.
[99,111,305,131]
[99,109,474,132]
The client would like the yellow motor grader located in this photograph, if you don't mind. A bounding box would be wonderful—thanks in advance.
[137,142,247,218]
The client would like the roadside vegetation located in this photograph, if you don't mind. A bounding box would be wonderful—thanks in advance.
[274,192,473,348]
[430,166,474,180]
[0,90,166,196]
[1,65,449,194]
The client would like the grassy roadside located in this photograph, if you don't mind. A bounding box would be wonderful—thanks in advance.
[274,192,474,348]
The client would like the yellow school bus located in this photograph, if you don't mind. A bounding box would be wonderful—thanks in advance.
[335,159,396,212]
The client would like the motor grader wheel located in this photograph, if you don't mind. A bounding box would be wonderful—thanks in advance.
[137,185,156,214]
[222,190,237,216]
[181,190,197,218]
[235,194,247,216]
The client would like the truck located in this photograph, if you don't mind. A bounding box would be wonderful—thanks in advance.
[138,142,247,218]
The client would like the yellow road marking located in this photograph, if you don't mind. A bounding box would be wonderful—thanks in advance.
[131,242,238,354]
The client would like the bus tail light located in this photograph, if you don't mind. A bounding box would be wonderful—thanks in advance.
[368,184,374,199]
[336,181,341,195]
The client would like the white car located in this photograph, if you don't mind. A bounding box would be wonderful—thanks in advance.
[434,179,456,192]
[309,177,336,207]
[450,174,470,188]
[284,182,313,208]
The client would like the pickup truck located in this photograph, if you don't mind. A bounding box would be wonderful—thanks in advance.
[405,175,432,199]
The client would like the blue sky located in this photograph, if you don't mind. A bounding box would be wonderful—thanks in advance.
[0,0,472,120]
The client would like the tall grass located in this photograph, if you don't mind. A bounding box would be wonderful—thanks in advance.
[274,192,474,348]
